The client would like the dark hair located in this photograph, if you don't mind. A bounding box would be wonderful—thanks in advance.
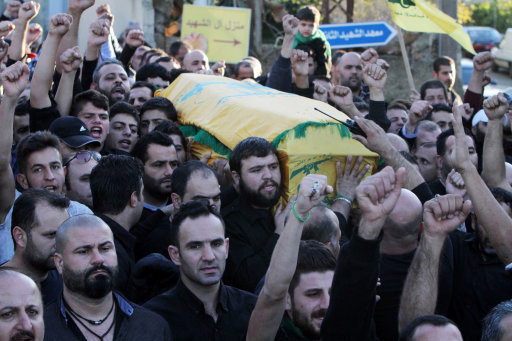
[229,137,277,174]
[490,187,512,207]
[131,81,157,95]
[170,200,224,247]
[12,188,69,235]
[109,101,140,124]
[296,5,320,24]
[420,80,447,101]
[431,103,452,113]
[171,161,217,198]
[131,130,174,164]
[140,97,178,122]
[154,120,187,149]
[399,314,458,341]
[169,68,192,85]
[140,48,167,67]
[295,44,315,58]
[288,240,337,296]
[234,61,252,78]
[388,100,409,112]
[482,300,512,341]
[92,59,126,85]
[332,51,346,67]
[70,89,109,116]
[302,205,338,245]
[436,127,474,156]
[135,63,170,83]
[15,100,30,116]
[433,56,454,73]
[169,41,191,57]
[16,131,61,174]
[90,155,144,215]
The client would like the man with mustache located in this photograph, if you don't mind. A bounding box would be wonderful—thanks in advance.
[144,200,257,340]
[334,52,368,104]
[91,59,130,106]
[131,131,179,259]
[0,268,45,341]
[222,137,284,292]
[44,214,171,340]
[1,189,69,305]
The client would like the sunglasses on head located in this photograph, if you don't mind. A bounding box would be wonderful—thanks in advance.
[64,151,101,167]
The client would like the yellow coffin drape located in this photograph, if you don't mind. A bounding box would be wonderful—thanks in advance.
[157,73,378,203]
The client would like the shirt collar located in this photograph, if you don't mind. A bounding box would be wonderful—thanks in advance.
[176,280,229,314]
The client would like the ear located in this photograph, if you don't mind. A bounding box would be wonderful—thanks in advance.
[432,70,437,78]
[12,226,27,249]
[225,238,229,259]
[54,253,64,274]
[471,126,477,136]
[90,82,97,90]
[168,245,181,266]
[417,221,424,239]
[285,292,292,311]
[16,173,29,190]
[171,193,181,212]
[129,191,138,208]
[231,171,240,187]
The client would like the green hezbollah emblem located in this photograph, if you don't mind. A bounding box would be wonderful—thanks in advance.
[290,157,333,180]
[388,0,415,8]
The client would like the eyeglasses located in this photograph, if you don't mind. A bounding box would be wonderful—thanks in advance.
[64,151,101,167]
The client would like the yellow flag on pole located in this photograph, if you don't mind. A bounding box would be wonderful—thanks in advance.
[388,0,476,55]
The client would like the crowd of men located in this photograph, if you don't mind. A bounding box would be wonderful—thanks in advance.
[1,0,512,340]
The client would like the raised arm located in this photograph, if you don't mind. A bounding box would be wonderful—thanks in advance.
[291,49,309,90]
[56,0,95,73]
[29,13,72,109]
[403,100,432,136]
[481,93,512,191]
[247,175,332,341]
[328,85,362,118]
[398,194,470,331]
[266,14,298,92]
[466,52,493,97]
[55,46,82,116]
[322,166,404,341]
[362,63,386,102]
[8,1,39,62]
[353,116,426,191]
[453,102,512,265]
[0,62,29,220]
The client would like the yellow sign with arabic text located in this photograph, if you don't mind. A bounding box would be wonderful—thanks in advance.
[181,5,251,63]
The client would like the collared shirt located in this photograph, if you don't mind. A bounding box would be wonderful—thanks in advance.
[44,292,172,340]
[221,195,280,292]
[144,280,257,341]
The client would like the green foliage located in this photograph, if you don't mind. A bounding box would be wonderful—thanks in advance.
[460,0,512,33]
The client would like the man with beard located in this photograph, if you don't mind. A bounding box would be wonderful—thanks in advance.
[90,59,131,105]
[334,52,369,104]
[0,269,45,341]
[432,56,461,105]
[44,214,172,340]
[90,155,145,300]
[131,131,179,259]
[144,200,257,340]
[222,137,284,292]
[247,174,335,341]
[2,189,69,305]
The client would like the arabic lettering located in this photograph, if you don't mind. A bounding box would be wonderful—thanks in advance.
[324,28,385,41]
[186,18,245,31]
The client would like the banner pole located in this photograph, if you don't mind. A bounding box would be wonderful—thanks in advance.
[396,26,416,92]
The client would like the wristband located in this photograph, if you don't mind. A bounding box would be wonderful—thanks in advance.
[291,200,310,223]
[335,194,353,201]
[334,197,353,205]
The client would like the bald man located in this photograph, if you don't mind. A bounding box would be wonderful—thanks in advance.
[44,214,172,340]
[0,269,45,341]
[374,189,424,341]
[335,52,363,96]
[182,50,209,72]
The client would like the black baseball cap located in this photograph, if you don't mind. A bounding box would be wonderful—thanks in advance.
[49,116,101,149]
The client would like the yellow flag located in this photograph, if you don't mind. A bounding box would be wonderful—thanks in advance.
[388,0,476,55]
